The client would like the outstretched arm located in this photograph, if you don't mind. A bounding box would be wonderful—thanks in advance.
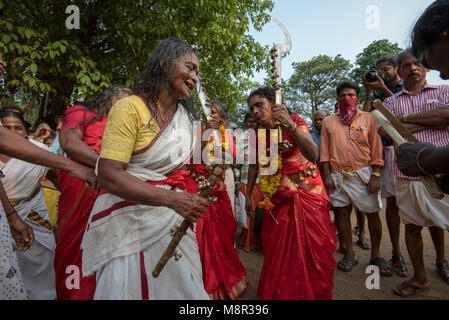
[0,128,97,190]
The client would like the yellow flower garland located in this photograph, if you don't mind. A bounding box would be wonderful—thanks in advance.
[203,123,230,161]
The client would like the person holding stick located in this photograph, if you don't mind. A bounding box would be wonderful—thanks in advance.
[394,0,449,187]
[246,86,336,300]
[379,48,449,297]
[80,38,210,300]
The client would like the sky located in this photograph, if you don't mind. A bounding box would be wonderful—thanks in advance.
[249,0,445,85]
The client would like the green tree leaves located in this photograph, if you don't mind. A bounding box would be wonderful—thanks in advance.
[0,0,273,124]
[285,55,352,125]
[283,39,403,126]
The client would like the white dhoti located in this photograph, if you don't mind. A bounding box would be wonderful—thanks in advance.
[14,189,56,300]
[380,146,396,198]
[81,104,209,300]
[92,214,208,300]
[395,179,449,230]
[0,139,56,300]
[329,166,382,213]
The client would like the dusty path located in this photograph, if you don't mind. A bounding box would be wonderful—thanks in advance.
[236,200,449,300]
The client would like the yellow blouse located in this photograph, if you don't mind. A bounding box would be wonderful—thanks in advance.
[100,95,160,163]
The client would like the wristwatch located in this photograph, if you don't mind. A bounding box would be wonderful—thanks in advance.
[371,172,381,178]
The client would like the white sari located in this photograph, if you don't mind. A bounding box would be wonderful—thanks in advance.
[0,139,56,300]
[81,104,209,300]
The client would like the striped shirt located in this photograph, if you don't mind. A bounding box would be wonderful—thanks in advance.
[383,83,449,179]
[236,130,258,185]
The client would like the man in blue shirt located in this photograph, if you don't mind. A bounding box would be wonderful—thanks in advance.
[310,109,329,165]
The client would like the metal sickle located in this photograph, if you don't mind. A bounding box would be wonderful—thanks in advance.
[271,16,292,55]
[270,16,292,110]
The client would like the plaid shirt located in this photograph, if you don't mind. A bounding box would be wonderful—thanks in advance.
[383,83,449,179]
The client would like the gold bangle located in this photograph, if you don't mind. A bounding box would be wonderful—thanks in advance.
[371,172,381,178]
[416,147,432,176]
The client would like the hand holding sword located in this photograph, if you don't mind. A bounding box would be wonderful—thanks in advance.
[269,16,294,152]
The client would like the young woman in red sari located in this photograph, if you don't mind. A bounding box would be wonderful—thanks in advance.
[54,85,132,300]
[186,101,248,300]
[246,87,337,300]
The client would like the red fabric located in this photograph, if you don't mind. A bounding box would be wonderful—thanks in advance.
[256,187,337,300]
[92,170,190,224]
[238,183,263,252]
[256,113,336,300]
[55,170,97,300]
[338,97,358,126]
[140,252,149,300]
[55,107,107,299]
[186,164,248,300]
[62,105,107,154]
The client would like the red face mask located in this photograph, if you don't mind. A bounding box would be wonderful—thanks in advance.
[338,97,358,125]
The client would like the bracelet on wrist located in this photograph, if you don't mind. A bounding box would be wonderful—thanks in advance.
[416,147,432,176]
[6,210,17,218]
[289,122,297,132]
[371,172,381,178]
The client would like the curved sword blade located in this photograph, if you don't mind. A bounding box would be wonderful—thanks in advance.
[271,16,292,54]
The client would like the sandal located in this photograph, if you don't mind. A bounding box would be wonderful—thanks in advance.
[393,281,430,297]
[436,262,449,284]
[390,255,408,277]
[356,238,371,250]
[337,255,358,272]
[370,257,393,277]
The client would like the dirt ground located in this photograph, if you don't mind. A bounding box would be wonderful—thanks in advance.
[235,199,449,300]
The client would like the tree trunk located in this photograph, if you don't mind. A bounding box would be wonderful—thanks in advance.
[38,78,75,127]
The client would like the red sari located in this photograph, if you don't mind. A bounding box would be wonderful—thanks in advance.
[256,114,337,300]
[186,164,248,300]
[54,105,106,300]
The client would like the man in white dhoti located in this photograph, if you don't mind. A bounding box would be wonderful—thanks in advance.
[320,81,391,276]
[380,48,449,297]
[81,38,210,300]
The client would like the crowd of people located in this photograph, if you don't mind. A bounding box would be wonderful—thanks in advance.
[0,0,448,300]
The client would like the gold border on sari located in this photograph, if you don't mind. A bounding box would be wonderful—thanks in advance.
[208,276,249,300]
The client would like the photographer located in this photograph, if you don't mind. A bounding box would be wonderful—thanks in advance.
[361,55,408,278]
[362,55,403,112]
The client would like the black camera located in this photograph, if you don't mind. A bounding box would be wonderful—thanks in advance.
[365,67,386,82]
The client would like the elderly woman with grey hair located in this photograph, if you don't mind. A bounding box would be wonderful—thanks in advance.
[206,101,237,214]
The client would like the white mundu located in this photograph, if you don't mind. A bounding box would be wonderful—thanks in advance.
[395,179,449,230]
[0,139,56,300]
[329,166,382,213]
[81,104,209,300]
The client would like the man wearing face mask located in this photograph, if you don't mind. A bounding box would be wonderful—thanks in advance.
[380,48,449,297]
[320,81,390,275]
